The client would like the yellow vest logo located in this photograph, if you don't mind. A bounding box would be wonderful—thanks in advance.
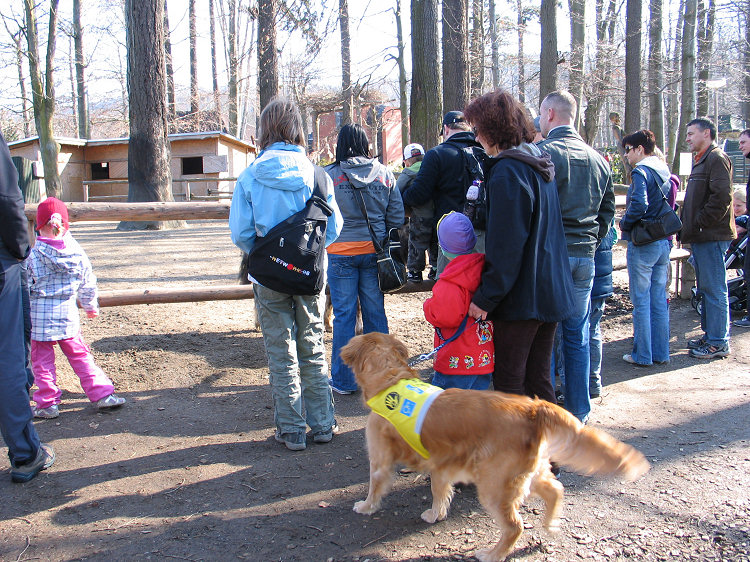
[367,379,443,459]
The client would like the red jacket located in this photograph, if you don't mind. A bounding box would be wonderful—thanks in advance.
[423,253,494,375]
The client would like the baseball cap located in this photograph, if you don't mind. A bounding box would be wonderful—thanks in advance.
[437,211,476,258]
[403,143,425,161]
[442,111,465,128]
[36,197,69,230]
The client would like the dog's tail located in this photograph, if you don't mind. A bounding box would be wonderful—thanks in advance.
[536,401,650,481]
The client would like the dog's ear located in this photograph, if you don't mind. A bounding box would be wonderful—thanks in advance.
[340,335,368,373]
[389,335,410,364]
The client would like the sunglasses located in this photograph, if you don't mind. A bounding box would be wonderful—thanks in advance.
[624,145,634,153]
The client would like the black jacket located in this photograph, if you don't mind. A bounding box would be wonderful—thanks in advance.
[401,131,484,221]
[472,149,575,322]
[0,133,29,262]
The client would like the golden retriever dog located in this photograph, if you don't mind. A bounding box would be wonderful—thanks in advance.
[340,332,650,562]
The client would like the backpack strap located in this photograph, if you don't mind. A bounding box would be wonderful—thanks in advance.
[312,165,328,200]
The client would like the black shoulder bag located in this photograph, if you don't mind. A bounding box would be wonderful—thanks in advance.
[630,169,682,246]
[247,166,333,295]
[352,188,407,293]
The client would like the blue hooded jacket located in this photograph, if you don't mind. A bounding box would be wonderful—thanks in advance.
[229,143,343,254]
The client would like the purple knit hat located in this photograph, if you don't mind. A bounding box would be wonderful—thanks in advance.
[437,211,476,256]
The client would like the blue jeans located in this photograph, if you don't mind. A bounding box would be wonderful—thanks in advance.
[253,284,335,439]
[561,257,595,423]
[0,257,42,467]
[627,240,671,364]
[328,253,389,392]
[691,241,731,346]
[432,372,492,390]
[589,297,605,396]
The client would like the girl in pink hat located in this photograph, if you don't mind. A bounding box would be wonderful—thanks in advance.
[27,198,125,418]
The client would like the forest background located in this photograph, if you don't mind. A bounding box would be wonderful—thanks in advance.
[0,0,746,203]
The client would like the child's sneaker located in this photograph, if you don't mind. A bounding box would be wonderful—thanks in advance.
[274,431,306,451]
[33,405,59,419]
[96,394,126,409]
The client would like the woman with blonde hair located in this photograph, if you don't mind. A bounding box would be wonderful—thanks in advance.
[230,97,343,451]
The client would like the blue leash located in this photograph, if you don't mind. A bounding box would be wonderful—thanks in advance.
[408,315,479,367]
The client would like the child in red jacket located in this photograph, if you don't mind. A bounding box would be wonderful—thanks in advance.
[423,212,494,390]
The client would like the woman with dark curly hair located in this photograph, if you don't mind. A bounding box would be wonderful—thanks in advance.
[464,89,575,403]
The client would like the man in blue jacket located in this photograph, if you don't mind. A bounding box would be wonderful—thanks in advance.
[537,91,615,424]
[0,133,54,482]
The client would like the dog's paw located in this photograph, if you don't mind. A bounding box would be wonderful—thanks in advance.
[474,547,505,562]
[420,508,447,524]
[353,500,377,515]
[544,518,561,533]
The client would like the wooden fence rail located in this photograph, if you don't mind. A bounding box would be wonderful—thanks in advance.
[23,199,692,307]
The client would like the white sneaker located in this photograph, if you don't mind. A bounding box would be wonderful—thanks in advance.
[33,405,59,419]
[96,394,126,409]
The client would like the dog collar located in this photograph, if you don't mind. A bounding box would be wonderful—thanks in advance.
[366,378,443,459]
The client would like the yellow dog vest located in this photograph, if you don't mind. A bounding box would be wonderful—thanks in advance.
[367,378,444,459]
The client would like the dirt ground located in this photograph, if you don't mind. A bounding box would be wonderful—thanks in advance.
[1,220,749,562]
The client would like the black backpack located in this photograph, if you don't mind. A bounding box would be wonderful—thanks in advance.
[247,166,333,295]
[461,145,488,230]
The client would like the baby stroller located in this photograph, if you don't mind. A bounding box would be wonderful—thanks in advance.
[691,215,747,315]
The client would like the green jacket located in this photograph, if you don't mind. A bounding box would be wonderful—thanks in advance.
[680,145,735,243]
[537,126,615,258]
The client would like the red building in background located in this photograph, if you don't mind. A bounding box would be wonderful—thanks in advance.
[313,104,404,167]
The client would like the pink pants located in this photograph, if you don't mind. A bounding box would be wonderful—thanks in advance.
[31,332,115,408]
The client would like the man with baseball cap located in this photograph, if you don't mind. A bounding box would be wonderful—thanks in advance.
[397,143,437,282]
[402,111,485,278]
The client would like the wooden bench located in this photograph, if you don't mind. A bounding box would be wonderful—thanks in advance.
[612,247,692,295]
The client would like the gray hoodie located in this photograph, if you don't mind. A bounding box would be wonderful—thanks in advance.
[325,157,404,245]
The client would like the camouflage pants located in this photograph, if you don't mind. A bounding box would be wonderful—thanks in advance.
[407,215,438,273]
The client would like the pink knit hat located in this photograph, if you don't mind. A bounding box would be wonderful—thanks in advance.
[36,197,69,230]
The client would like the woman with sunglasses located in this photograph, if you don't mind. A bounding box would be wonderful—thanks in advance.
[619,129,672,366]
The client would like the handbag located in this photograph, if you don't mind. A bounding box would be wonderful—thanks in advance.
[247,166,332,295]
[630,174,683,246]
[352,188,407,293]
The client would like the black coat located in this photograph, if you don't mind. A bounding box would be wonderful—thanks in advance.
[401,131,484,221]
[0,133,29,262]
[472,150,575,323]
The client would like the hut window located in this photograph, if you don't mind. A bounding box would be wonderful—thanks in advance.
[91,162,110,180]
[182,156,204,175]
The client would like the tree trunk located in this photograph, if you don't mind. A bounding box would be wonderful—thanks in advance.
[227,0,238,135]
[340,0,353,125]
[164,0,176,124]
[411,0,442,150]
[189,0,199,117]
[568,0,585,130]
[24,0,62,198]
[648,0,665,149]
[73,0,90,138]
[470,0,484,99]
[69,35,77,130]
[667,0,685,167]
[209,0,221,124]
[582,0,616,146]
[123,0,177,230]
[672,0,697,172]
[696,0,714,118]
[517,0,527,103]
[442,0,470,113]
[624,0,642,134]
[258,0,278,112]
[12,31,31,138]
[539,0,557,100]
[395,0,409,147]
[489,0,499,89]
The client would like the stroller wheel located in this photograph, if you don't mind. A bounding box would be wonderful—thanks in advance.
[691,291,703,315]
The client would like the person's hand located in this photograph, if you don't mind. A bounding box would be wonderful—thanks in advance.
[468,302,488,321]
[87,310,99,319]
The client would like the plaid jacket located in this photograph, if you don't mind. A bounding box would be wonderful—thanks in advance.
[27,233,98,341]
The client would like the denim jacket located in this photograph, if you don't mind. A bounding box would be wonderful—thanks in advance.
[620,157,672,242]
